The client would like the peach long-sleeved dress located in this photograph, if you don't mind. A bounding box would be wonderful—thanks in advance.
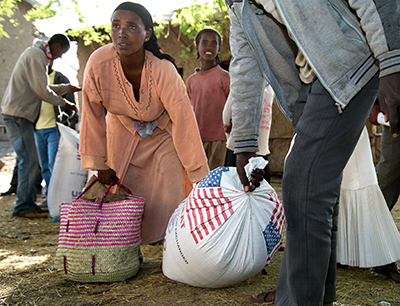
[80,45,209,244]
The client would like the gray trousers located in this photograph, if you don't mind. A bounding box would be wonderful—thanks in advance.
[275,74,379,306]
[376,125,400,211]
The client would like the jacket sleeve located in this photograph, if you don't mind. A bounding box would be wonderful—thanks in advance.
[53,72,76,105]
[79,60,109,171]
[349,0,400,77]
[156,62,209,183]
[26,51,67,106]
[228,5,266,154]
[48,84,70,96]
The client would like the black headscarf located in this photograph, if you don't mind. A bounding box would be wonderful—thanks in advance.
[113,2,177,70]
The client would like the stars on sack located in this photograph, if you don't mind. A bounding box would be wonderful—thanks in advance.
[263,221,281,255]
[198,167,230,188]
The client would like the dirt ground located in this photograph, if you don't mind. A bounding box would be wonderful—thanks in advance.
[0,152,400,305]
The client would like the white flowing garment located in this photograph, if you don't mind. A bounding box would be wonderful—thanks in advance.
[337,127,400,267]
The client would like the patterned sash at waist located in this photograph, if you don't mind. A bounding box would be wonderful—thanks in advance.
[130,110,166,138]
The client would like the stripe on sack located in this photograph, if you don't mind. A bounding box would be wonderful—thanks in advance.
[187,186,233,244]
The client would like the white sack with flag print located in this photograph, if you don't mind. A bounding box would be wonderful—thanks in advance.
[162,157,285,288]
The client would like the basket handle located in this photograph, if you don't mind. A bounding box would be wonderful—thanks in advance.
[75,176,99,200]
[99,180,133,206]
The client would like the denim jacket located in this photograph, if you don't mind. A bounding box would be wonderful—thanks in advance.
[227,0,400,153]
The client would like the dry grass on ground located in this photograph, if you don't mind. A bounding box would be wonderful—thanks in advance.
[1,178,400,306]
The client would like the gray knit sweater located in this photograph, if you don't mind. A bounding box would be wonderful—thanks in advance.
[1,40,70,123]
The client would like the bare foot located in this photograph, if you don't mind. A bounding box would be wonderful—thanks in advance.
[373,262,400,283]
[250,289,276,304]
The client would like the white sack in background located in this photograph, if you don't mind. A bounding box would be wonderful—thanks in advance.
[47,123,88,218]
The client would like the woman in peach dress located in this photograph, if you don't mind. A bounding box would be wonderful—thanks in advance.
[79,2,209,245]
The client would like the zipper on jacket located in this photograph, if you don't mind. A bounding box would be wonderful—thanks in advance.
[328,0,366,44]
[335,102,343,115]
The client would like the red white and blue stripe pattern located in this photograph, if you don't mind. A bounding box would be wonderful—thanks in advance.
[264,191,285,264]
[186,167,233,244]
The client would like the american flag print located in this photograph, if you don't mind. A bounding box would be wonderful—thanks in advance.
[264,192,285,264]
[186,167,233,244]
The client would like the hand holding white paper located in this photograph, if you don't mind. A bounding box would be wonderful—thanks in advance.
[162,157,285,288]
[244,156,268,189]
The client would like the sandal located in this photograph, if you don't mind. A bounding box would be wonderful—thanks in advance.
[373,262,400,283]
[250,288,276,304]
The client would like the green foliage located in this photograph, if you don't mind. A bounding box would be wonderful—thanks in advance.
[64,0,230,54]
[24,0,57,21]
[180,49,190,59]
[153,16,168,38]
[0,23,10,38]
[154,0,230,58]
[0,0,21,39]
[0,0,230,52]
[69,0,84,23]
[174,0,229,39]
[0,0,83,40]
[24,0,84,23]
[9,18,19,26]
[67,24,111,46]
[0,0,20,17]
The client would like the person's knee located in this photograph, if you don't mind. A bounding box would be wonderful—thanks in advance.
[283,155,307,183]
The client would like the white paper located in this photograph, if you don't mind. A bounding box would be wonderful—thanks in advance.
[377,112,390,127]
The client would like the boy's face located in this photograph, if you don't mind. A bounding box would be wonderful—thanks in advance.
[196,32,220,62]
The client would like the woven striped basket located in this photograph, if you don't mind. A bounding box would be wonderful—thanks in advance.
[55,179,145,283]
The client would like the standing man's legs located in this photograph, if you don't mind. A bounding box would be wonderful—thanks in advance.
[3,115,41,215]
[34,127,60,196]
[34,130,49,191]
[376,125,400,211]
[47,127,60,177]
[275,75,379,306]
[11,159,18,191]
